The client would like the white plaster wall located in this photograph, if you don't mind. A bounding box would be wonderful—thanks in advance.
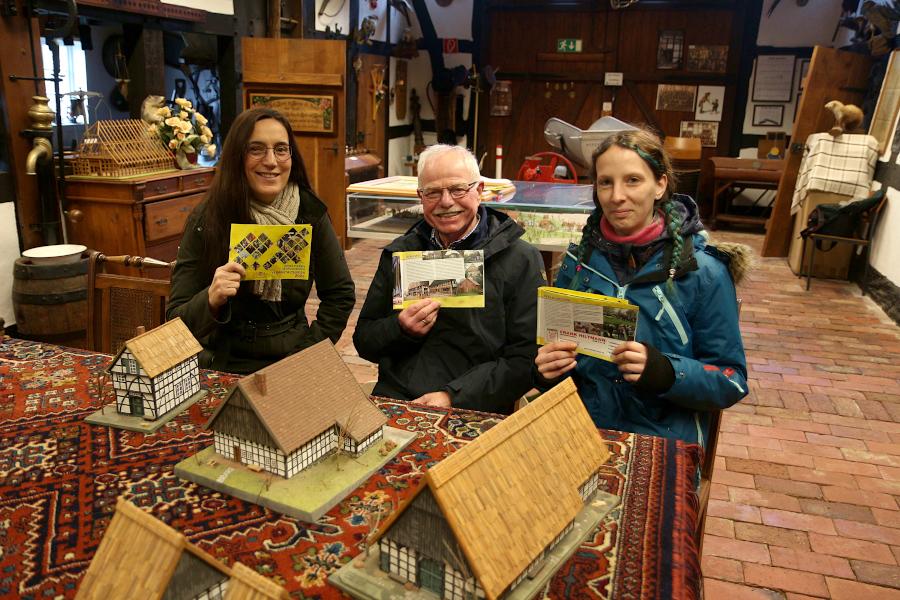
[757,0,850,48]
[0,203,20,327]
[314,0,350,35]
[870,91,900,287]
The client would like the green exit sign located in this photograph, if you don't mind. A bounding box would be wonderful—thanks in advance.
[556,38,583,53]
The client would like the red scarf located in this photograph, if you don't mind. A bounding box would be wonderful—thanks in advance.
[599,211,665,245]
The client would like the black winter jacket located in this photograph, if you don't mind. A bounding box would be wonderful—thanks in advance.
[166,189,355,374]
[353,208,545,414]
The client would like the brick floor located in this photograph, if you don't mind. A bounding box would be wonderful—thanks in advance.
[328,232,900,599]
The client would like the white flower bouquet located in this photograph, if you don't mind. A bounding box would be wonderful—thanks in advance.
[147,98,216,162]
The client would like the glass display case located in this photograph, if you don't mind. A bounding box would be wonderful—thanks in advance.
[346,181,595,251]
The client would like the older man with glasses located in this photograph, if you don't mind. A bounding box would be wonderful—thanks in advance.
[354,145,545,414]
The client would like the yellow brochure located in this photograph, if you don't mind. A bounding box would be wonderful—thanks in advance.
[536,286,639,361]
[392,249,485,309]
[228,224,312,281]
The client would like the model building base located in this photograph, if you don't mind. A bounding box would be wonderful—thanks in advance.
[174,426,417,522]
[329,490,620,600]
[85,390,207,433]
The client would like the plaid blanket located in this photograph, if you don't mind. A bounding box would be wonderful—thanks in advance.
[791,133,878,214]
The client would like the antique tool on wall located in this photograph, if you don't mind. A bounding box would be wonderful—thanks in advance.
[410,89,425,155]
[394,60,408,119]
[370,66,386,122]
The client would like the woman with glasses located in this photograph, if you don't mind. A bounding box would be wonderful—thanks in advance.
[535,128,749,446]
[167,107,355,373]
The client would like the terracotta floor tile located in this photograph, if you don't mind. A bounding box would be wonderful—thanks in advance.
[826,576,900,599]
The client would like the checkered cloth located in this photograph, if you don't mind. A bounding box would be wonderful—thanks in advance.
[791,133,879,214]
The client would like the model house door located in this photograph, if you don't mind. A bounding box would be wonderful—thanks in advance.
[241,38,348,247]
[233,445,241,463]
[128,395,144,417]
[418,557,443,595]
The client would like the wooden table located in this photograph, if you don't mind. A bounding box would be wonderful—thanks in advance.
[0,337,701,600]
[709,157,784,229]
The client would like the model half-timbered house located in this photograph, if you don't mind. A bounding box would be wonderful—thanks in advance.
[76,497,289,600]
[205,339,387,479]
[374,378,609,600]
[107,317,202,420]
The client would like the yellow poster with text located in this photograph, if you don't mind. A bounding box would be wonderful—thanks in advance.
[228,224,312,281]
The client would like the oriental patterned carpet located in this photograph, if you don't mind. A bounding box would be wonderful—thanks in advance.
[0,337,700,600]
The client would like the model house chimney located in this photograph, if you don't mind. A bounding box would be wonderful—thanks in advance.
[254,372,267,395]
[135,325,146,336]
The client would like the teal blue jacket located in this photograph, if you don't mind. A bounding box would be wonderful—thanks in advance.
[555,226,748,447]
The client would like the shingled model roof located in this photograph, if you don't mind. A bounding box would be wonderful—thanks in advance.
[205,340,387,454]
[382,378,609,600]
[108,317,202,378]
[76,497,289,600]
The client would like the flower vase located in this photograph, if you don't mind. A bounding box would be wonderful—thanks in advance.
[174,148,198,170]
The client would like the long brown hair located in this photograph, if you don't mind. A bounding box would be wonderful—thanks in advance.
[198,107,312,276]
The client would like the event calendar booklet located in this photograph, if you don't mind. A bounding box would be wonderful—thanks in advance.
[392,249,485,309]
[536,286,639,362]
[228,224,312,280]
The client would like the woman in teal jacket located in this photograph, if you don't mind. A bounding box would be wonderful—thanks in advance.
[536,128,749,446]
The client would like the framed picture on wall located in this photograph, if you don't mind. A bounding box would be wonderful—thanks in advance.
[695,85,725,121]
[752,55,795,103]
[679,120,719,147]
[752,104,785,127]
[656,84,697,111]
[248,93,336,134]
[686,45,729,73]
[657,30,684,70]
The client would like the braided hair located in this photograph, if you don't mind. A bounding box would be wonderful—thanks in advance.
[576,128,684,291]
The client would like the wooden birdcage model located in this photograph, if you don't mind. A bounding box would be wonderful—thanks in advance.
[73,119,174,177]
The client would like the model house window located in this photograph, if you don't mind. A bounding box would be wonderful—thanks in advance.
[122,358,138,374]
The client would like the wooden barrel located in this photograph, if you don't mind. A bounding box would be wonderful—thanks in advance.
[12,254,89,347]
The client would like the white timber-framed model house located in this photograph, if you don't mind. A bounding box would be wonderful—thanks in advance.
[373,378,609,600]
[76,497,289,600]
[107,317,202,420]
[204,339,387,478]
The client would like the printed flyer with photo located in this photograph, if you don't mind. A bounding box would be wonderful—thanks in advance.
[392,249,485,309]
[536,286,639,361]
[228,224,312,280]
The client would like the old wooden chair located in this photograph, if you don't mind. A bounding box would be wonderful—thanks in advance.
[86,251,172,355]
[802,191,887,294]
[664,136,703,199]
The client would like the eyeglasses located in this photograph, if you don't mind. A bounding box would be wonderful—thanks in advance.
[417,181,480,202]
[246,142,292,162]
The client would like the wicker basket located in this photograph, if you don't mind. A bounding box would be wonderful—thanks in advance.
[73,120,174,177]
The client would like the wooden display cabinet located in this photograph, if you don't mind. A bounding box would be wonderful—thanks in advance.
[65,168,214,275]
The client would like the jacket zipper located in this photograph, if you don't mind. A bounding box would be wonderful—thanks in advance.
[565,251,628,299]
[652,285,688,345]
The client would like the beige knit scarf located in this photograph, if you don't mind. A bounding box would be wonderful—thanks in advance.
[248,182,300,302]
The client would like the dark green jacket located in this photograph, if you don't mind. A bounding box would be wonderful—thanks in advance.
[353,208,545,414]
[166,189,355,374]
